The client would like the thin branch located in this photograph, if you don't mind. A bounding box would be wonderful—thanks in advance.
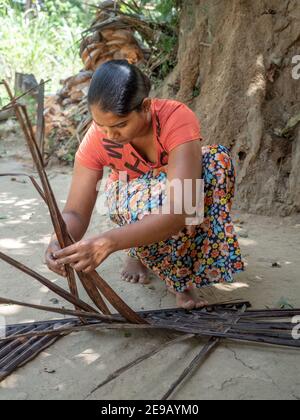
[2,80,146,325]
[0,251,96,314]
[0,296,116,322]
[1,322,164,343]
[86,333,195,398]
[0,79,50,112]
[161,305,248,400]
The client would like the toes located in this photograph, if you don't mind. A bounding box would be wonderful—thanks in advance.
[195,301,208,309]
[130,275,139,283]
[139,275,150,284]
[121,270,150,285]
[182,300,196,311]
[122,273,131,282]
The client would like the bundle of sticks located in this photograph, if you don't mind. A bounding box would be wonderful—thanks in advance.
[0,296,299,399]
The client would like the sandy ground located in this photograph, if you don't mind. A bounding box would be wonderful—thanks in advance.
[0,129,300,400]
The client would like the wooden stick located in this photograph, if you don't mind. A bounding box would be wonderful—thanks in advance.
[36,80,45,166]
[161,304,247,400]
[1,80,146,324]
[162,337,220,400]
[0,251,96,313]
[0,173,46,201]
[0,332,62,382]
[86,334,195,398]
[2,81,80,305]
[2,81,111,316]
[0,79,50,112]
[238,309,300,318]
[0,323,166,343]
[0,174,111,315]
[88,271,147,324]
[0,296,117,322]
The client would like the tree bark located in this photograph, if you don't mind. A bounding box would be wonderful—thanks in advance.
[157,0,300,215]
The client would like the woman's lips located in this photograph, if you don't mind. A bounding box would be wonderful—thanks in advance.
[113,138,130,144]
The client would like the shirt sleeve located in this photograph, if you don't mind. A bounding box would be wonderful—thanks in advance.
[75,122,106,172]
[162,103,202,153]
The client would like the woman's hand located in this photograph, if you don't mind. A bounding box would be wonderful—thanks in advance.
[52,234,115,274]
[45,237,67,277]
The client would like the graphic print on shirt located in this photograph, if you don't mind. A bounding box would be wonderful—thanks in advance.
[102,138,124,160]
[103,138,151,177]
[75,99,202,182]
[125,152,149,176]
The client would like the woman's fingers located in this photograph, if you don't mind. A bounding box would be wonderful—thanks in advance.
[45,238,69,277]
[56,253,81,266]
[45,253,67,277]
[53,262,67,277]
[82,266,93,274]
[54,243,81,259]
[72,261,90,272]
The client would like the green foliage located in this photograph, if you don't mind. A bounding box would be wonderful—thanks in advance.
[0,0,97,103]
[41,0,92,28]
[121,0,181,82]
[139,0,180,24]
[0,0,181,106]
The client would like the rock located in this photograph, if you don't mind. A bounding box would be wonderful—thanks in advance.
[44,368,56,374]
[0,109,15,122]
[239,231,249,238]
[233,219,245,225]
[50,298,59,304]
[272,262,281,268]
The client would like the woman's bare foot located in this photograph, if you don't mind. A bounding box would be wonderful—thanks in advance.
[121,255,151,284]
[168,287,209,310]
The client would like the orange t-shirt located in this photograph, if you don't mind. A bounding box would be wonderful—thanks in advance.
[75,98,202,182]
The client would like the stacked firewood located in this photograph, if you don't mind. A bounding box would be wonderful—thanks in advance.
[80,28,144,72]
[57,71,93,108]
[56,25,144,109]
[44,0,146,155]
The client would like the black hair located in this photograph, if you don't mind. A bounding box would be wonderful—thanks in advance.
[87,60,151,116]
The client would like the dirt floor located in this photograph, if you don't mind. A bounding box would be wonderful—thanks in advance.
[0,129,300,400]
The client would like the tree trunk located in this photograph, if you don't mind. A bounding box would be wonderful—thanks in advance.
[25,0,33,11]
[158,0,300,215]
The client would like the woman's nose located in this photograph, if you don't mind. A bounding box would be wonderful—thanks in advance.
[105,128,117,140]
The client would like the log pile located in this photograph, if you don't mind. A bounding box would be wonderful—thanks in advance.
[44,1,146,163]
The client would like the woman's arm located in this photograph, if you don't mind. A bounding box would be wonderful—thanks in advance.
[53,141,203,273]
[58,160,103,240]
[107,140,203,249]
[45,160,103,275]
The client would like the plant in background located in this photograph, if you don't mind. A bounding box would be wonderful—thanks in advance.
[119,0,182,83]
[0,0,98,103]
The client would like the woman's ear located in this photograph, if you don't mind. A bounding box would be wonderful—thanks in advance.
[142,98,152,113]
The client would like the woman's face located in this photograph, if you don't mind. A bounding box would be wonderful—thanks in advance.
[90,98,152,145]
